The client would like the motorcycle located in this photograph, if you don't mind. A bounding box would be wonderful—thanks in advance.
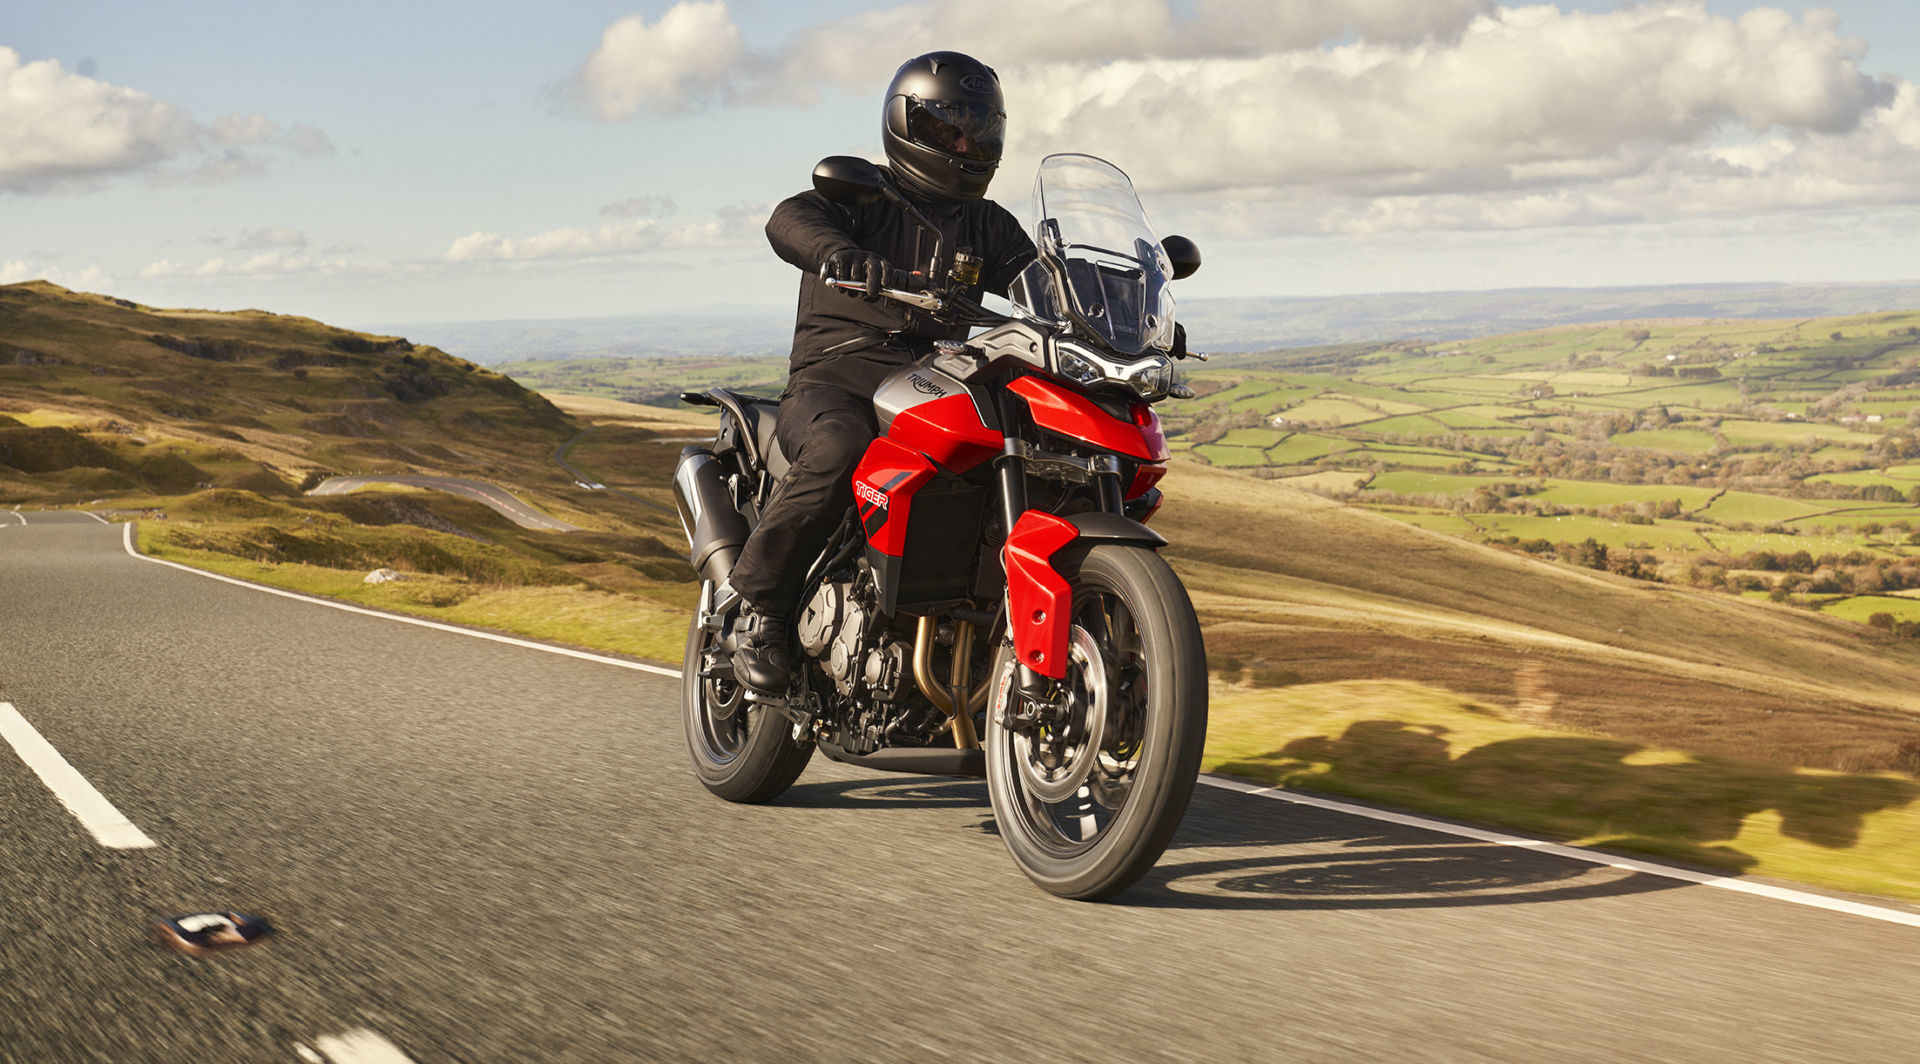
[671,153,1207,900]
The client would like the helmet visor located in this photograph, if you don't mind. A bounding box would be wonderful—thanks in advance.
[906,98,1004,163]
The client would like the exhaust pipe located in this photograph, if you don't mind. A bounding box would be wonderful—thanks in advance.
[673,445,751,586]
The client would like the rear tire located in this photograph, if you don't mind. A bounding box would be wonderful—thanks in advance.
[985,544,1207,900]
[683,583,812,803]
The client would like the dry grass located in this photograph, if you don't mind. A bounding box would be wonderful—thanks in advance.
[1202,679,1920,901]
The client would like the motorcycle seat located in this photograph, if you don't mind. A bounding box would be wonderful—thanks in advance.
[709,388,790,481]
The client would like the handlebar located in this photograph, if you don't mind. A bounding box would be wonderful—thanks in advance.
[818,266,1012,328]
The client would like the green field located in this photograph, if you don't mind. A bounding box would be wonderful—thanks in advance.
[1365,471,1516,497]
[1531,481,1720,509]
[1475,513,1713,550]
[1823,596,1920,624]
[1609,428,1717,454]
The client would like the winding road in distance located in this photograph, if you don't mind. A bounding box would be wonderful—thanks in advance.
[306,475,582,532]
[3,511,1919,1062]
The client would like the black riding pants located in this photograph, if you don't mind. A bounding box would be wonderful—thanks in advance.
[727,379,879,615]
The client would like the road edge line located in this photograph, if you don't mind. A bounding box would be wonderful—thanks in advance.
[119,522,679,679]
[1197,774,1920,929]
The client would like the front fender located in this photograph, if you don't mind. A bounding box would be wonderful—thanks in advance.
[1003,511,1165,679]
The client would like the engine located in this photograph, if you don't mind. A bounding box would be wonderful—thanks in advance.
[794,569,908,702]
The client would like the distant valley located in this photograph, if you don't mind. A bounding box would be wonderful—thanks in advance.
[367,279,1920,367]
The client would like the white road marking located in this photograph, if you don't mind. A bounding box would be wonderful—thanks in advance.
[303,1029,418,1063]
[111,521,1920,928]
[0,702,157,850]
[1,510,24,526]
[119,522,678,678]
[1198,775,1920,930]
[80,510,108,524]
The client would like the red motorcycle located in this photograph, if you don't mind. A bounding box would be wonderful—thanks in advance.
[673,153,1207,899]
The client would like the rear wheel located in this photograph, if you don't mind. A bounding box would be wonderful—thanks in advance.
[985,544,1207,900]
[683,582,812,803]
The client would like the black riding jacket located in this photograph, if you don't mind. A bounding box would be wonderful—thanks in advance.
[765,171,1036,397]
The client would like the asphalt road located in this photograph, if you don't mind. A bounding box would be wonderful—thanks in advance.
[4,512,1919,1063]
[306,476,582,532]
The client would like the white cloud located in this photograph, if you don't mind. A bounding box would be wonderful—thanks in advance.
[210,111,277,145]
[0,47,200,191]
[569,0,1920,238]
[575,1,746,118]
[287,123,336,156]
[0,47,329,193]
[235,226,310,250]
[0,260,110,289]
[139,251,386,280]
[443,202,764,263]
[600,195,675,218]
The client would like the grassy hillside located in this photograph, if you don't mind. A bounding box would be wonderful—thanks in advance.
[0,281,700,642]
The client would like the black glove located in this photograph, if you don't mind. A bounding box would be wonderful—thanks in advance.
[1171,321,1189,358]
[824,247,889,301]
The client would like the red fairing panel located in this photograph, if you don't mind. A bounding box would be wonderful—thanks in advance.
[886,393,1001,473]
[851,437,936,558]
[1004,510,1079,679]
[1008,376,1171,462]
[1127,461,1166,500]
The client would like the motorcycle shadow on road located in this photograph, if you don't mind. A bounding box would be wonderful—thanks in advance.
[1129,784,1686,911]
[781,772,1685,911]
[780,776,990,812]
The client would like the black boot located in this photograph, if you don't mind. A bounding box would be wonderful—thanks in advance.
[729,604,793,695]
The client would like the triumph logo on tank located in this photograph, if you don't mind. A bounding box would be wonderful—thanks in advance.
[908,374,946,397]
[854,481,889,510]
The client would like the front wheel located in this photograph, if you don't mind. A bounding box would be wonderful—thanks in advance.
[683,582,812,803]
[985,544,1208,900]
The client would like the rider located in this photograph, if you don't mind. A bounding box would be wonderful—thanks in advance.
[727,50,1038,694]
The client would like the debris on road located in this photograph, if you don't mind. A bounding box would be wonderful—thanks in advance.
[149,911,276,956]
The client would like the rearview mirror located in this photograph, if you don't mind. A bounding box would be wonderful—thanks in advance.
[1161,235,1201,280]
[812,156,885,205]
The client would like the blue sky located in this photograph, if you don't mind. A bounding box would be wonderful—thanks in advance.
[4,1,1918,329]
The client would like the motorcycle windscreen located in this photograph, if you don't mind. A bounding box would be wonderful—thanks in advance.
[1024,155,1177,358]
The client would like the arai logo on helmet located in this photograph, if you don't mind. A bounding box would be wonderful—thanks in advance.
[959,74,994,94]
[855,481,889,510]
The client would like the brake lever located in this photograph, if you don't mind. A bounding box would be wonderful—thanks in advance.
[821,274,947,312]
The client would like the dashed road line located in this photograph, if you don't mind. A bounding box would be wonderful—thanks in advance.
[0,701,157,850]
[111,520,1920,929]
[296,1029,417,1063]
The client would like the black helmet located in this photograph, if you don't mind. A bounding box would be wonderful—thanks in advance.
[882,51,1005,202]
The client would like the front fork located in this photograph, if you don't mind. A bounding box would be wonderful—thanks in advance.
[994,438,1129,699]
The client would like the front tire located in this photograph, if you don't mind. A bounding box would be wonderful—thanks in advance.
[683,582,812,803]
[985,544,1207,900]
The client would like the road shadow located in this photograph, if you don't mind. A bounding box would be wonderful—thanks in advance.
[779,776,987,811]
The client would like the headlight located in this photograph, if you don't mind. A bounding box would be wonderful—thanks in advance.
[1053,340,1178,401]
[1119,355,1175,400]
[1054,344,1105,387]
